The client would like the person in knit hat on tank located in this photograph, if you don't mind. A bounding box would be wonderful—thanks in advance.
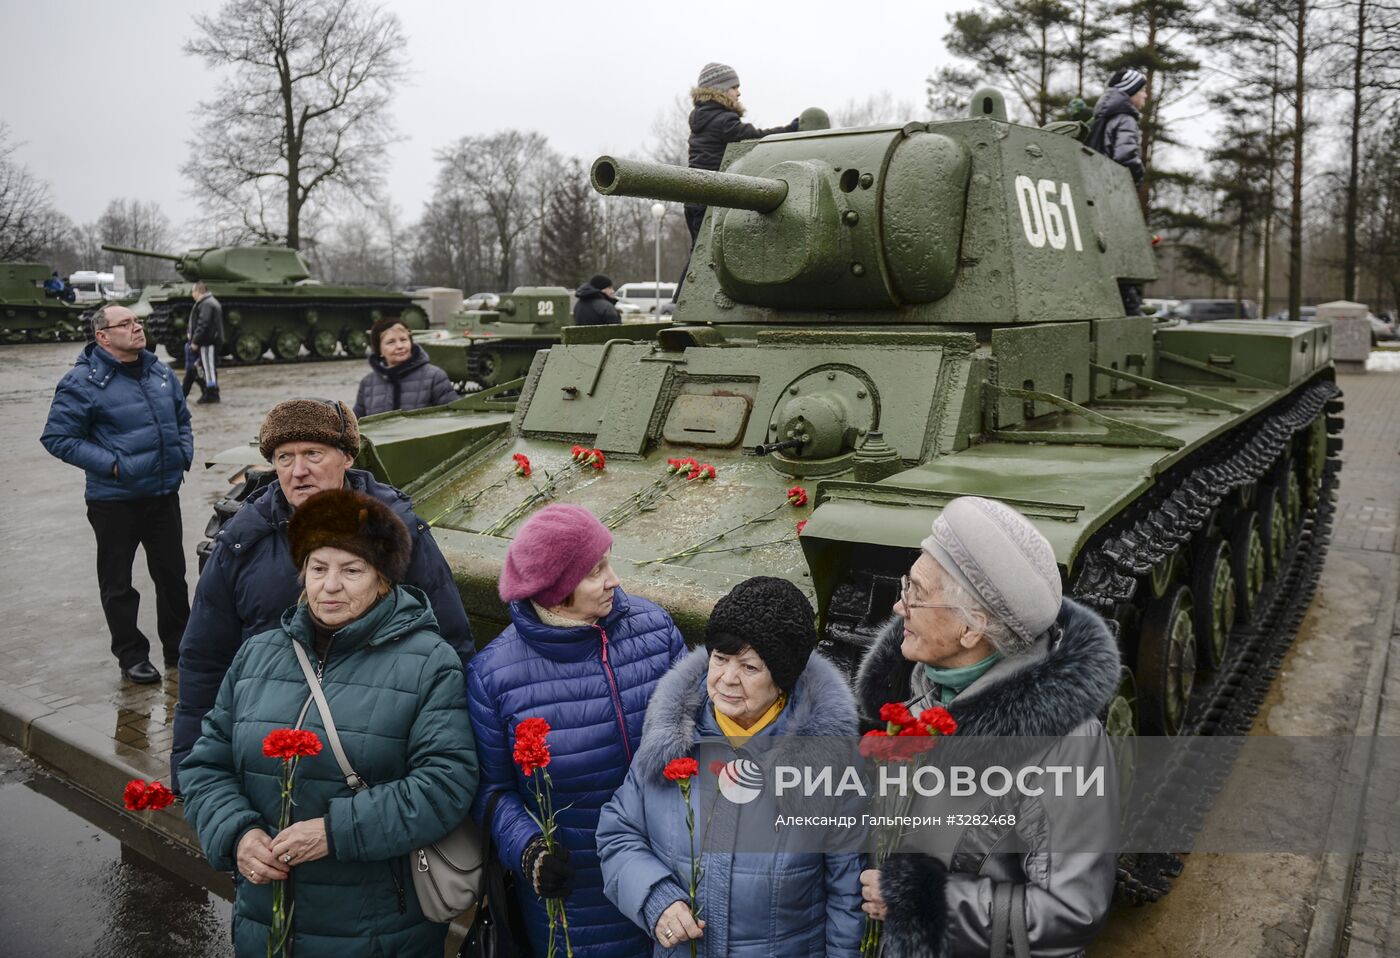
[685,61,799,246]
[182,488,479,957]
[467,503,687,958]
[171,397,473,794]
[853,496,1121,957]
[573,273,622,326]
[597,576,864,955]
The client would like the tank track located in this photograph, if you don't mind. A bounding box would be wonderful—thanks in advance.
[1072,378,1343,903]
[146,299,425,366]
[464,341,547,390]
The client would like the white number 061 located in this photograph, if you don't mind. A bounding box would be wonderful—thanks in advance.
[1014,175,1084,252]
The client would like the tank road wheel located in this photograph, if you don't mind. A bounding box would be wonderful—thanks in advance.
[2,329,27,344]
[27,326,61,343]
[233,333,265,363]
[273,330,304,361]
[310,329,340,358]
[1283,469,1302,537]
[1303,418,1327,508]
[1138,585,1198,735]
[342,328,369,356]
[1104,666,1138,801]
[1229,512,1267,621]
[1259,488,1288,577]
[1191,539,1236,671]
[1149,552,1185,600]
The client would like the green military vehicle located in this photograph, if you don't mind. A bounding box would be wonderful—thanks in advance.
[101,243,428,364]
[415,286,579,390]
[206,90,1341,900]
[0,263,88,343]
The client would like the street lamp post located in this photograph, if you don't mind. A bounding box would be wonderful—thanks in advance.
[651,202,665,316]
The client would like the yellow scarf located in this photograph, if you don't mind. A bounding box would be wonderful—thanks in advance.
[714,694,787,741]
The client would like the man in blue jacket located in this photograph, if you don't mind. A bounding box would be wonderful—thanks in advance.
[170,397,475,792]
[41,304,194,685]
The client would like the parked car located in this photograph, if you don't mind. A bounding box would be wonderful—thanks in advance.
[1170,298,1259,322]
[463,291,500,310]
[1265,306,1317,322]
[615,281,678,314]
[1141,297,1180,317]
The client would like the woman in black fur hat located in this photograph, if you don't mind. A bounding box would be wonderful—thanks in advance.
[181,489,478,957]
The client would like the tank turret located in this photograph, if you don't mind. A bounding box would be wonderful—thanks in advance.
[101,244,311,284]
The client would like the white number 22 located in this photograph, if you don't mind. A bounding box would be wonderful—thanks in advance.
[1014,175,1084,252]
[536,301,555,317]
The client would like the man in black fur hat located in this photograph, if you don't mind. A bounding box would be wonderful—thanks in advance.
[855,496,1120,957]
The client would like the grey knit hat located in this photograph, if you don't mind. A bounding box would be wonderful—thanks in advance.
[697,62,740,90]
[920,497,1062,645]
[1109,67,1147,97]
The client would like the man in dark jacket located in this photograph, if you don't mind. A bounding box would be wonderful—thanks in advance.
[1087,67,1148,187]
[41,304,194,685]
[188,281,224,404]
[573,274,621,326]
[685,62,798,245]
[171,397,475,792]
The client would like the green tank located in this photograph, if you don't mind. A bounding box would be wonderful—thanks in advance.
[101,243,428,364]
[414,287,583,390]
[207,90,1342,902]
[0,263,88,343]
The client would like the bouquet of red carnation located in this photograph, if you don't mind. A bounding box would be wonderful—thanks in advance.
[859,703,957,956]
[515,718,573,957]
[263,728,323,958]
[122,778,176,812]
[663,757,703,956]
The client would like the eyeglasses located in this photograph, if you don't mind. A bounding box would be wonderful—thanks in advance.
[99,319,141,333]
[898,575,967,612]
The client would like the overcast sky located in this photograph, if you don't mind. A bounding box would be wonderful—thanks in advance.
[3,0,990,246]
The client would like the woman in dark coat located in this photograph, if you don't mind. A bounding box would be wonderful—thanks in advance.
[466,504,688,958]
[353,315,458,417]
[181,488,478,957]
[597,576,864,956]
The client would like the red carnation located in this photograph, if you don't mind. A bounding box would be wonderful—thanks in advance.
[667,458,683,473]
[123,778,175,811]
[859,729,896,762]
[664,757,700,782]
[709,759,726,776]
[880,702,916,729]
[698,463,716,480]
[512,453,532,478]
[588,449,606,469]
[787,486,809,507]
[144,781,176,810]
[262,728,324,760]
[919,707,958,737]
[796,519,808,534]
[513,717,553,777]
[571,444,585,460]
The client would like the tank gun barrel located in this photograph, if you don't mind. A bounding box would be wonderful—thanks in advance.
[101,243,181,263]
[591,156,788,213]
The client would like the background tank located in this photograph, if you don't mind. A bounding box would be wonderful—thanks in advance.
[0,263,88,343]
[415,286,581,390]
[208,90,1342,902]
[101,243,428,364]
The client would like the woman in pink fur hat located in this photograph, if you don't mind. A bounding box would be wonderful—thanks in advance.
[466,504,687,957]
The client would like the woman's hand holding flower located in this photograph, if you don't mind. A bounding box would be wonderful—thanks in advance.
[656,900,705,949]
[237,828,289,884]
[269,818,329,867]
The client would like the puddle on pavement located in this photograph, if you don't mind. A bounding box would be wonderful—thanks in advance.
[0,747,231,957]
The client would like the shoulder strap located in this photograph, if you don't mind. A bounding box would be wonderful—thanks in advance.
[290,640,366,792]
[1009,883,1031,958]
[990,881,1011,958]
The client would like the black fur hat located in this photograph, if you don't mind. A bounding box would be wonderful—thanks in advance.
[288,489,412,583]
[705,576,817,693]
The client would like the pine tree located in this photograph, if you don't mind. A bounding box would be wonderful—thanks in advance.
[536,160,601,289]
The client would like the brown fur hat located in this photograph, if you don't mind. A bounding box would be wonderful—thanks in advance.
[259,398,361,461]
[288,489,412,583]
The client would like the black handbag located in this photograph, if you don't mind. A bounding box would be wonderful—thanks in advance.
[459,791,531,958]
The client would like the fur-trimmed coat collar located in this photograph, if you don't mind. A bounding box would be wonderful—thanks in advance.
[690,85,745,115]
[632,647,856,782]
[854,598,1120,738]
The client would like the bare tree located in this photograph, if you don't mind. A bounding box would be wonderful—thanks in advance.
[89,198,177,283]
[833,91,920,127]
[183,0,407,249]
[0,124,72,262]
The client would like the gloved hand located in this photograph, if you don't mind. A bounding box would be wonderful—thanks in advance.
[522,835,574,899]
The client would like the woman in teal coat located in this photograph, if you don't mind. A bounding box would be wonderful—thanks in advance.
[182,489,478,957]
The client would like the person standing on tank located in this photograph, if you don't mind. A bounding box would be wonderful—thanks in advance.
[684,63,799,247]
[573,274,621,326]
[1087,67,1150,318]
[170,398,474,794]
[40,303,193,686]
[353,315,459,418]
[188,281,224,404]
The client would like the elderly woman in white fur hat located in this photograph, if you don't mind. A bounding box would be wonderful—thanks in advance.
[854,496,1121,958]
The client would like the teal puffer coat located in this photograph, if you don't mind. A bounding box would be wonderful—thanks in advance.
[181,586,478,958]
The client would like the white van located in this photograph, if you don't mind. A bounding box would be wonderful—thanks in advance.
[614,282,678,315]
[68,268,133,305]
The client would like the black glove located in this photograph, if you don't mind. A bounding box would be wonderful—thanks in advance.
[522,836,574,899]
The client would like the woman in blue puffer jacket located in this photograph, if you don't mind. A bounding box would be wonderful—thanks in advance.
[596,576,864,956]
[467,504,688,958]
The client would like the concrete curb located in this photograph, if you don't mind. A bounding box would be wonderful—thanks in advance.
[0,682,205,857]
[1301,563,1400,958]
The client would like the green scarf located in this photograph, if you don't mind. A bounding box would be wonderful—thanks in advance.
[923,654,1001,706]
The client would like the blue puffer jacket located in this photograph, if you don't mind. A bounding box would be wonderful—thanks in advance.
[40,343,192,501]
[466,590,687,958]
[181,587,478,958]
[597,649,864,957]
[172,469,473,792]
